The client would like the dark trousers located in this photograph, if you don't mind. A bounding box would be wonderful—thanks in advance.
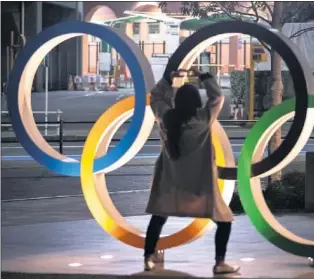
[144,215,231,261]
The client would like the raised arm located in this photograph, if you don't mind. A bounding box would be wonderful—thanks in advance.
[150,70,187,121]
[150,77,174,121]
[199,72,224,125]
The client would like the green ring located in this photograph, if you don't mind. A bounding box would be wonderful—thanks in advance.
[237,95,314,257]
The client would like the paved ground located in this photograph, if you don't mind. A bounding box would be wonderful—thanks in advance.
[1,153,307,226]
[3,138,314,157]
[1,88,235,139]
[1,88,232,124]
[2,88,314,278]
[2,214,314,277]
[2,89,313,142]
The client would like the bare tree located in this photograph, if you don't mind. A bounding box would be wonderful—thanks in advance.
[269,2,284,181]
[160,1,314,181]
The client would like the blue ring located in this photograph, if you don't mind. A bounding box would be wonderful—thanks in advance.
[7,21,146,176]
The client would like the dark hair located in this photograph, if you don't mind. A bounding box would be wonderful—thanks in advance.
[163,83,202,160]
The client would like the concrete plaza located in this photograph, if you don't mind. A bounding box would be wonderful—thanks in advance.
[2,88,314,278]
[2,212,314,278]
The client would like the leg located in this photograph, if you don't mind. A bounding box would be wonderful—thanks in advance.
[144,215,168,257]
[213,222,239,274]
[215,222,232,263]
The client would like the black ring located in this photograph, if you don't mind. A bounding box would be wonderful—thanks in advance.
[164,21,314,180]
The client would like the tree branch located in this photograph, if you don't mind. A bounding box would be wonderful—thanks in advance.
[216,3,272,24]
[237,3,250,9]
[214,2,264,23]
[215,2,271,52]
[289,27,314,39]
[214,3,243,21]
[158,2,167,10]
[250,1,261,23]
[164,1,273,24]
[264,2,273,17]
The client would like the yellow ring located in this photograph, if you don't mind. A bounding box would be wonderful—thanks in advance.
[81,94,233,249]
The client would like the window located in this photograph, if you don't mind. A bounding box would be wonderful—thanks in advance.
[114,23,126,30]
[133,23,140,35]
[90,36,100,42]
[148,23,160,34]
[102,42,111,53]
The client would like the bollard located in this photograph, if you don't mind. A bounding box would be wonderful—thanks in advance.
[68,75,74,91]
[59,119,63,154]
[305,152,314,212]
[74,76,83,91]
[56,109,61,136]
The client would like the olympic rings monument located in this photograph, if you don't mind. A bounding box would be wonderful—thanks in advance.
[6,20,314,275]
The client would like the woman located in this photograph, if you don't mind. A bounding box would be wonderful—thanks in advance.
[144,69,240,275]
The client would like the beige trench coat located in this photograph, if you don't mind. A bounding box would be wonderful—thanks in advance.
[146,76,233,222]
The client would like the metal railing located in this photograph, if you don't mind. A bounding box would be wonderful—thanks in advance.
[1,110,63,135]
[2,119,313,156]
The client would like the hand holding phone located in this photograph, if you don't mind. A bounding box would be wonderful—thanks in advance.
[187,69,201,77]
[170,69,188,79]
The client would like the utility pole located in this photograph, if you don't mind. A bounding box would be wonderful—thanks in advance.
[44,56,49,136]
[249,36,255,121]
[10,31,15,71]
[9,2,26,71]
[21,2,25,36]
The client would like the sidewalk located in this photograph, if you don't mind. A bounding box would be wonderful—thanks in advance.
[2,124,307,143]
[2,213,314,278]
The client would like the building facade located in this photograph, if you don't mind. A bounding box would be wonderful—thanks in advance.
[2,1,83,92]
[2,1,250,92]
[83,2,250,80]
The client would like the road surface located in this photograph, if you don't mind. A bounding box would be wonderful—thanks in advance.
[1,88,232,123]
[2,139,312,202]
[2,89,313,226]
